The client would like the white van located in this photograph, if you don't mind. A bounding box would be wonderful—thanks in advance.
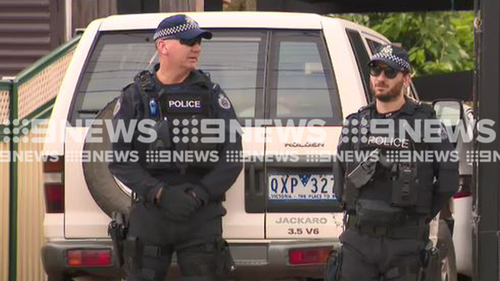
[41,12,463,281]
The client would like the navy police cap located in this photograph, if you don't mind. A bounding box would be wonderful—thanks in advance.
[153,14,212,41]
[368,44,411,72]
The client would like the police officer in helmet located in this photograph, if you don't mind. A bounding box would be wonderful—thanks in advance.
[109,14,243,281]
[333,44,458,281]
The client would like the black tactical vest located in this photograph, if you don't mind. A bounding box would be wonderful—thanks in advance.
[343,100,436,226]
[135,70,218,173]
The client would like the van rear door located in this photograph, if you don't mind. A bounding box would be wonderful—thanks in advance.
[263,30,344,239]
[198,30,268,239]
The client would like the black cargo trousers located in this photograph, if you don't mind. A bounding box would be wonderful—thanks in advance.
[339,226,427,281]
[124,200,228,281]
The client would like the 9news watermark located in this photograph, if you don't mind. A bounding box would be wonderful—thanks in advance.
[0,117,499,163]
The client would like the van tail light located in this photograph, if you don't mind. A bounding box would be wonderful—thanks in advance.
[66,249,112,267]
[453,192,472,199]
[43,156,64,213]
[288,247,332,265]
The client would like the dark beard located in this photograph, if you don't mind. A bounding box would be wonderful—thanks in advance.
[370,79,404,102]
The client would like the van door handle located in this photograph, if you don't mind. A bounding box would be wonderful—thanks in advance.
[244,160,265,213]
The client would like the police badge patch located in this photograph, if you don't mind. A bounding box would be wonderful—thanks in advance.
[218,94,231,110]
[113,99,121,117]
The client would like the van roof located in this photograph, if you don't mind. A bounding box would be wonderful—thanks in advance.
[99,12,333,31]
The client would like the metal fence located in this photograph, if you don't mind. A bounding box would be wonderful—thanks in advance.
[0,36,80,281]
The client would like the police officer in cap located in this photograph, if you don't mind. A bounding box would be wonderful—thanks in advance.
[333,44,458,280]
[109,14,243,281]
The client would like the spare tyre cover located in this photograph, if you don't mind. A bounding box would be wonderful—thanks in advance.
[82,98,131,217]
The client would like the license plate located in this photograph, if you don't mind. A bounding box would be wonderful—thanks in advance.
[268,174,335,200]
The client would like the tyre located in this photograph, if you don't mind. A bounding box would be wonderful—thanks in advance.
[82,98,131,217]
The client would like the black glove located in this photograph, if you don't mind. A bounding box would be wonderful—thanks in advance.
[157,184,200,222]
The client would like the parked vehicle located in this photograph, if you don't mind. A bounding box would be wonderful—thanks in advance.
[41,12,464,280]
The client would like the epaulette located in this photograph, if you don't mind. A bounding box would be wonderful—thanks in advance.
[345,102,374,119]
[122,82,135,91]
[414,101,435,117]
[416,101,433,111]
[360,102,376,112]
[344,111,359,121]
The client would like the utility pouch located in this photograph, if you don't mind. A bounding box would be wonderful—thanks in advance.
[215,237,235,278]
[355,199,404,226]
[152,119,171,150]
[108,212,128,267]
[144,119,175,170]
[419,242,440,281]
[123,236,139,272]
[391,163,418,207]
[325,247,342,281]
[347,149,380,188]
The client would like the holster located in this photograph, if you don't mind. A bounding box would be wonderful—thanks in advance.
[108,212,128,267]
[123,236,139,273]
[214,237,235,278]
[418,242,440,281]
[325,247,342,281]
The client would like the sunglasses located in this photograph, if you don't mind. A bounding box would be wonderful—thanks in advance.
[180,37,202,47]
[369,66,400,79]
[162,37,202,47]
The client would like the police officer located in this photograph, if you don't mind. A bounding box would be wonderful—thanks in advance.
[108,14,243,281]
[333,44,458,281]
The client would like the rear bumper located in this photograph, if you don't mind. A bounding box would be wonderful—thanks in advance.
[41,240,122,280]
[42,239,340,279]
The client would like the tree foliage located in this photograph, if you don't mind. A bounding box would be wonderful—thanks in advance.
[336,12,474,77]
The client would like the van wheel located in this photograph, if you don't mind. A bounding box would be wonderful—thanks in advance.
[438,219,457,281]
[82,98,131,217]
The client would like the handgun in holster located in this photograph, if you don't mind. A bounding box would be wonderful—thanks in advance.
[214,237,236,278]
[418,241,440,281]
[108,212,128,267]
[347,149,381,188]
[325,247,343,281]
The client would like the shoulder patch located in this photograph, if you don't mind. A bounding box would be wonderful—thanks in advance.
[113,98,121,117]
[218,93,231,110]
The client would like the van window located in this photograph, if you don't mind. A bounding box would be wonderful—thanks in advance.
[70,30,267,125]
[197,31,267,119]
[366,38,382,55]
[346,29,372,102]
[268,30,342,124]
[70,32,155,124]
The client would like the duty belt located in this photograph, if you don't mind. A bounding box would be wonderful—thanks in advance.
[347,215,429,240]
